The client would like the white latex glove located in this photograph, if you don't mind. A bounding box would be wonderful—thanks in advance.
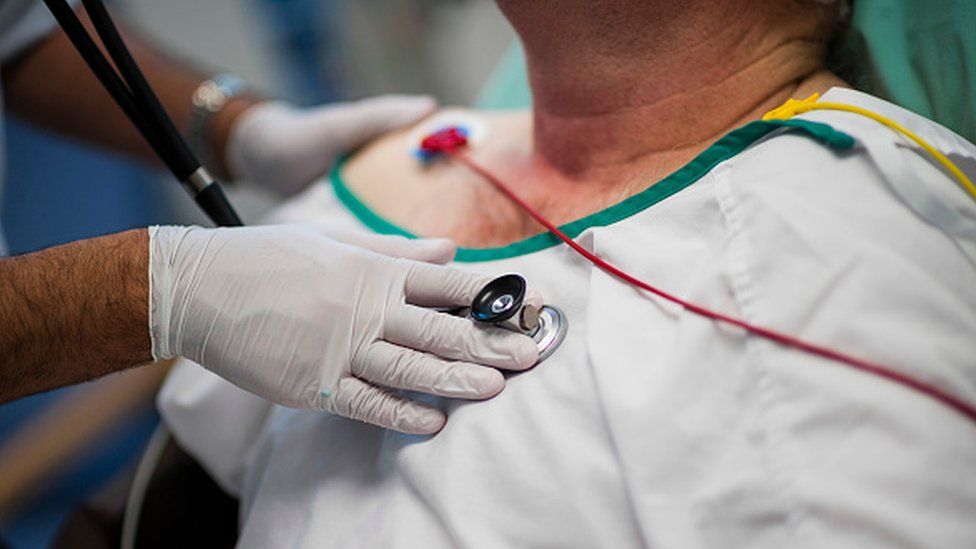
[149,224,539,434]
[226,95,436,196]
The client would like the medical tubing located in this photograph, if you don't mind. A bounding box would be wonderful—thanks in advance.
[39,0,173,168]
[83,0,243,226]
[42,0,243,226]
[81,0,198,181]
[764,96,976,202]
[806,103,976,201]
[446,149,976,426]
[194,183,244,227]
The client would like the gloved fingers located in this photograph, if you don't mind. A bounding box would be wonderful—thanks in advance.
[385,305,538,370]
[227,96,435,195]
[355,340,505,399]
[402,261,491,307]
[312,225,456,264]
[372,237,455,265]
[331,377,446,435]
[306,95,438,156]
[524,287,545,311]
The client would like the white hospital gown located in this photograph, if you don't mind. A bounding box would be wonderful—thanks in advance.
[159,88,976,548]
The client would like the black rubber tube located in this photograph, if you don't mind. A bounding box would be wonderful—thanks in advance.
[194,184,244,227]
[41,0,244,227]
[40,0,173,169]
[81,0,198,181]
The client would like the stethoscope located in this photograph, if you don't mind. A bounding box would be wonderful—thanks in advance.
[42,0,243,227]
[468,274,568,364]
[42,0,569,366]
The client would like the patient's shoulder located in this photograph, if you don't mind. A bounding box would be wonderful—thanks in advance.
[340,107,532,240]
[345,107,528,185]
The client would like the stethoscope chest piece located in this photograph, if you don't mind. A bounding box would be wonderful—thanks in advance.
[531,305,567,363]
[470,274,568,365]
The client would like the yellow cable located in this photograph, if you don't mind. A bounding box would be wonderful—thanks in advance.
[764,94,976,202]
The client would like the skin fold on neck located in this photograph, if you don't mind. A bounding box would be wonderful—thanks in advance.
[343,0,848,248]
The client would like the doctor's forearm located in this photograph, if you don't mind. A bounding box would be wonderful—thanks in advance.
[0,8,257,176]
[0,230,152,403]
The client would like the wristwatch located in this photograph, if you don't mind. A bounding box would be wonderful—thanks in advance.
[188,73,246,178]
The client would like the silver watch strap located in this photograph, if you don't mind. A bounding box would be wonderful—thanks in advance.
[188,73,246,177]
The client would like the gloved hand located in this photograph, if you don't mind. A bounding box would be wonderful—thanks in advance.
[226,95,436,196]
[148,224,538,434]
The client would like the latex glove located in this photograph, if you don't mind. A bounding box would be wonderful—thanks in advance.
[149,224,539,434]
[226,95,436,196]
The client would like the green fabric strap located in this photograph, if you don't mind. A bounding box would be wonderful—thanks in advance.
[330,119,853,263]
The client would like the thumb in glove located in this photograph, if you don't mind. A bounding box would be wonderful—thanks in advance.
[227,95,437,196]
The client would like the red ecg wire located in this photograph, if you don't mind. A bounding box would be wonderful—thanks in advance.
[420,128,976,426]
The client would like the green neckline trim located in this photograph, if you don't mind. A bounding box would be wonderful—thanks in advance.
[330,119,853,263]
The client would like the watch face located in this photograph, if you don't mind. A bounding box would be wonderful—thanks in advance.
[193,82,227,111]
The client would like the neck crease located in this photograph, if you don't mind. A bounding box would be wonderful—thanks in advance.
[498,0,842,177]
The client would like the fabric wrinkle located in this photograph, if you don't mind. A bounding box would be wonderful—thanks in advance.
[712,163,811,547]
[159,87,976,548]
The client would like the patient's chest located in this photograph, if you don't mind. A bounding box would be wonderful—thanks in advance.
[245,174,710,547]
[340,109,700,249]
[173,103,976,548]
[240,247,630,547]
[242,179,751,548]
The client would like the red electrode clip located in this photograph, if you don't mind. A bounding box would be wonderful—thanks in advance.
[419,127,470,157]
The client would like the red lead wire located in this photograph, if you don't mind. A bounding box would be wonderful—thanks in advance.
[420,127,976,426]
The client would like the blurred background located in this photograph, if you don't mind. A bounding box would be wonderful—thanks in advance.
[0,1,514,547]
[3,0,973,546]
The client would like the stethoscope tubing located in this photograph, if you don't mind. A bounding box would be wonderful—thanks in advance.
[41,0,243,227]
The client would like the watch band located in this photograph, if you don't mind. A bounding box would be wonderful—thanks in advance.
[188,73,246,178]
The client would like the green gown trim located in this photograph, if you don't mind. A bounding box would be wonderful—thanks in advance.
[330,119,853,263]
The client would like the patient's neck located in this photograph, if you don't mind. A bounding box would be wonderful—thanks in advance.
[497,0,844,178]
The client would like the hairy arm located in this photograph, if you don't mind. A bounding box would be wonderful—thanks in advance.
[0,229,152,403]
[0,7,257,176]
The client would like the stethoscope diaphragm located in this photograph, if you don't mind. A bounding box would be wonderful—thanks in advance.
[469,274,567,365]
